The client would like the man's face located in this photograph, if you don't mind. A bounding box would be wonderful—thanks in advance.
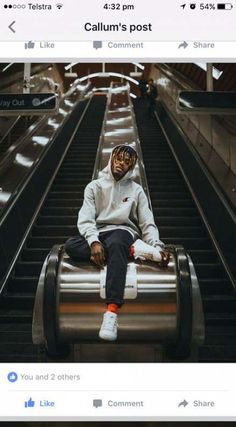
[111,151,133,180]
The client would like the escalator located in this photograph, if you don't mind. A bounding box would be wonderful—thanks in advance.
[1,92,235,362]
[133,99,236,362]
[0,95,107,361]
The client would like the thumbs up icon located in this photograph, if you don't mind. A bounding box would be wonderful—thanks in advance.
[24,397,35,408]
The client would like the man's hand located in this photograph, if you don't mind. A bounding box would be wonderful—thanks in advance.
[160,250,170,268]
[90,242,106,267]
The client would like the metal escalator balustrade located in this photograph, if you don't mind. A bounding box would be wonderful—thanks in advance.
[133,99,236,362]
[0,96,107,362]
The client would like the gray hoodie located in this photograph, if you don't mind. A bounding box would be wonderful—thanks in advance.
[77,152,163,247]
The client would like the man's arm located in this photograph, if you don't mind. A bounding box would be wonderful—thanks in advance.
[77,183,100,246]
[137,188,164,248]
[78,184,105,267]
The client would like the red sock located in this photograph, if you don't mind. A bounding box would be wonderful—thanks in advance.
[107,304,119,314]
[130,245,135,257]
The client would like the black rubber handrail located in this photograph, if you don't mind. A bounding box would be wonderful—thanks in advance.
[43,244,69,357]
[166,245,193,359]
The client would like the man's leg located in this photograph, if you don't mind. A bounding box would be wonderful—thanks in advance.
[64,234,91,261]
[101,229,134,307]
[98,229,133,341]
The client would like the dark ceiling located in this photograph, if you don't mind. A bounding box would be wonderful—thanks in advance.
[1,63,236,93]
[169,63,236,91]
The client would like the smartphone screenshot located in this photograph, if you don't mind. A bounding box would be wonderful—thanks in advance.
[0,0,235,423]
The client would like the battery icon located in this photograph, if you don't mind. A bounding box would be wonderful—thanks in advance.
[217,3,233,9]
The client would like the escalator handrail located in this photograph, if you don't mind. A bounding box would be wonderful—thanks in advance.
[167,245,193,358]
[43,244,68,356]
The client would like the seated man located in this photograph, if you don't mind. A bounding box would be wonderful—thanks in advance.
[65,144,169,341]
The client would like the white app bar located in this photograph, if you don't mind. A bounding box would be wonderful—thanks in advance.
[1,363,236,421]
[1,41,236,61]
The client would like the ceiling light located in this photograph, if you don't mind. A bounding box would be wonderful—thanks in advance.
[195,63,223,80]
[64,62,79,71]
[2,63,13,72]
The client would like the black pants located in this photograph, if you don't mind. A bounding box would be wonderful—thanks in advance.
[64,229,134,307]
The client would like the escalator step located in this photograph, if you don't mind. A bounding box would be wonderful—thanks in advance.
[21,248,49,261]
[2,294,35,309]
[158,226,207,238]
[8,276,38,292]
[32,225,77,237]
[199,345,236,362]
[37,216,77,225]
[187,249,218,263]
[45,199,83,207]
[206,312,236,326]
[198,278,233,295]
[194,263,226,279]
[163,237,212,250]
[203,295,236,313]
[27,236,67,248]
[42,207,81,216]
[0,309,32,323]
[205,325,236,344]
[15,261,43,276]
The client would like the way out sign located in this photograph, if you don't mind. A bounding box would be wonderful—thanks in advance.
[0,93,58,115]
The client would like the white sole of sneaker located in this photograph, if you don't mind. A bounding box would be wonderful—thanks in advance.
[99,332,117,341]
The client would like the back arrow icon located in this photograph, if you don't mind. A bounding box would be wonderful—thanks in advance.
[8,21,16,33]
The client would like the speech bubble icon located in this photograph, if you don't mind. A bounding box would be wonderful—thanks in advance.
[93,399,102,408]
[93,41,103,50]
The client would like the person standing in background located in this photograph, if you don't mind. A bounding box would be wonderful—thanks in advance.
[147,78,158,118]
[138,77,148,99]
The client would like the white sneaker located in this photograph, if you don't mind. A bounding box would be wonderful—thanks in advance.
[99,311,118,341]
[132,239,162,262]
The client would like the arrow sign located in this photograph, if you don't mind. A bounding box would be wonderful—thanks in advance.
[0,93,58,115]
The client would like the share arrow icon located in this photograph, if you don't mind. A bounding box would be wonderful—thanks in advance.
[178,399,188,407]
[178,41,188,49]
